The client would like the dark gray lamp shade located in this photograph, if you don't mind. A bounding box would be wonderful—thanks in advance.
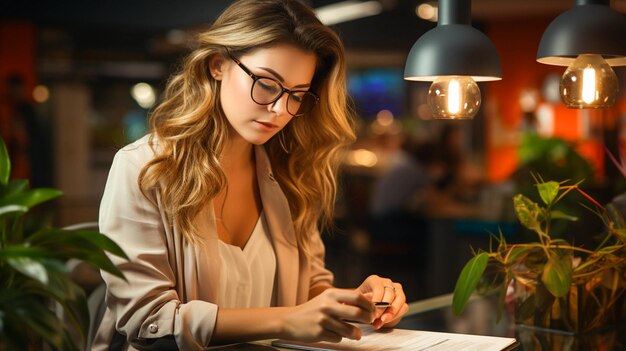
[537,0,626,66]
[404,0,501,82]
[404,25,502,81]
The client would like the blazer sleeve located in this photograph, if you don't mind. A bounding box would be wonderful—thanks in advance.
[99,149,218,350]
[306,228,334,293]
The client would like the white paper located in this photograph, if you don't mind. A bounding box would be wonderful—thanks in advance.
[272,324,517,351]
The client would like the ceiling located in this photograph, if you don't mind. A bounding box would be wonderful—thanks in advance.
[5,0,625,29]
[4,1,430,57]
[3,0,625,79]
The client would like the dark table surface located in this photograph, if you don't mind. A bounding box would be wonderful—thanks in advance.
[218,293,626,350]
[396,293,626,351]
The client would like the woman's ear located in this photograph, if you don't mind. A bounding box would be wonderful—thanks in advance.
[209,54,226,80]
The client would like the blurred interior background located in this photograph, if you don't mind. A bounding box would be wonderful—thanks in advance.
[2,0,626,302]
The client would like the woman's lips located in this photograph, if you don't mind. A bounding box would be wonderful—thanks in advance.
[255,121,279,132]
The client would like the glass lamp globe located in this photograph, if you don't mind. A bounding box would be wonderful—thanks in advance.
[427,76,481,119]
[560,54,618,108]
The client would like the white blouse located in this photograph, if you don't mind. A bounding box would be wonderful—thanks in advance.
[93,137,334,351]
[216,211,276,308]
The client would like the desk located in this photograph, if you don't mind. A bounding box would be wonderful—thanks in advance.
[218,294,626,350]
[396,293,626,351]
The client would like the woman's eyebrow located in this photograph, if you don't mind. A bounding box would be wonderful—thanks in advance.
[259,67,311,89]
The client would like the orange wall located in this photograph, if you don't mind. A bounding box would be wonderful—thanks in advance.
[0,21,36,98]
[484,17,624,183]
[484,17,561,182]
[0,21,37,178]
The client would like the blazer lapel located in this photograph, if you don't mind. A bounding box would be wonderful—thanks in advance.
[192,200,221,303]
[255,145,299,306]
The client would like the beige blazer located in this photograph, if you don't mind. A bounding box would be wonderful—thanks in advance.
[92,135,334,351]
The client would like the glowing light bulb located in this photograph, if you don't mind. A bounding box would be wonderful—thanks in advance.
[427,76,481,119]
[581,67,596,104]
[448,79,461,114]
[560,54,618,108]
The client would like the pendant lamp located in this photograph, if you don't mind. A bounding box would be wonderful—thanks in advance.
[404,0,501,119]
[537,0,626,109]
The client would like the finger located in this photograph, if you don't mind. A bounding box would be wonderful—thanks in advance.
[381,283,405,323]
[333,289,375,314]
[372,317,384,330]
[370,278,393,303]
[381,285,395,303]
[329,301,374,324]
[357,274,380,294]
[373,302,407,329]
[373,300,388,320]
[318,330,343,343]
[389,282,405,307]
[380,302,409,328]
[366,279,392,319]
[374,281,396,319]
[321,316,362,340]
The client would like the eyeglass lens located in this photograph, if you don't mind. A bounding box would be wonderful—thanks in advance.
[252,77,317,116]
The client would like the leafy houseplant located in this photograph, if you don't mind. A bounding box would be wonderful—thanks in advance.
[452,178,626,334]
[0,139,128,350]
[517,133,595,187]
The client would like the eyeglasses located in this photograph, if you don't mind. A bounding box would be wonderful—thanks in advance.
[227,52,319,117]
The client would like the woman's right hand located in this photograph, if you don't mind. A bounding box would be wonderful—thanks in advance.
[279,288,375,343]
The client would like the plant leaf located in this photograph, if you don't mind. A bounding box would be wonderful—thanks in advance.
[0,188,62,209]
[1,292,67,350]
[541,252,572,297]
[549,210,578,222]
[537,181,560,206]
[452,252,489,315]
[495,276,511,323]
[7,257,48,285]
[1,279,86,350]
[513,194,542,232]
[74,230,128,259]
[25,229,128,280]
[27,229,128,259]
[505,246,533,265]
[0,179,28,198]
[0,204,27,219]
[0,245,50,260]
[515,293,536,322]
[606,203,626,230]
[614,229,626,242]
[534,281,556,314]
[0,138,10,186]
[576,245,622,273]
[45,269,90,345]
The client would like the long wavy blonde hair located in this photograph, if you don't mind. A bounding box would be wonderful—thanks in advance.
[139,0,356,247]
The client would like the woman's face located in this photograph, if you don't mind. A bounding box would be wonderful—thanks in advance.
[213,44,317,146]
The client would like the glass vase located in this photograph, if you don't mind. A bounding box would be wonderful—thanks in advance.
[512,276,625,334]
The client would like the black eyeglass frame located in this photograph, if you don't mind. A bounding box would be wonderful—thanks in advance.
[227,51,320,117]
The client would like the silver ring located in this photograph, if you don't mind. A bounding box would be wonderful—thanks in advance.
[384,285,396,293]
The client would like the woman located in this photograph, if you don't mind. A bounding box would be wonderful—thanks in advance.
[93,1,408,349]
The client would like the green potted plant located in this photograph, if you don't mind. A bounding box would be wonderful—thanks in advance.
[452,177,626,334]
[0,138,127,350]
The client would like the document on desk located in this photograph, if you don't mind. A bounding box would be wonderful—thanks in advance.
[271,324,518,351]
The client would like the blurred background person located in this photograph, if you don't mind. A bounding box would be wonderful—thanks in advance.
[2,73,52,187]
[426,124,483,218]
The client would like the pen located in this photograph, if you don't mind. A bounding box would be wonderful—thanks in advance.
[342,302,389,323]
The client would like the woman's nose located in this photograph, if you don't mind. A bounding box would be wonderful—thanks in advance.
[268,92,289,116]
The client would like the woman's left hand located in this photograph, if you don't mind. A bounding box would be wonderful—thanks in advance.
[356,275,408,329]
